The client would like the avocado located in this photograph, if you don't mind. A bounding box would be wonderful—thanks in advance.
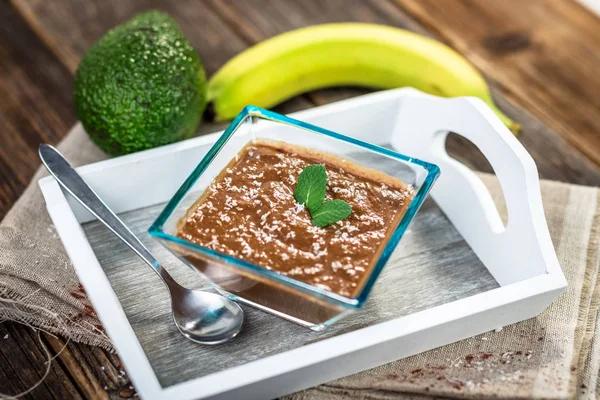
[74,11,206,155]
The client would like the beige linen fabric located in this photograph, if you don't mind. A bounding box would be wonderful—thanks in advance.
[0,125,111,348]
[1,126,600,398]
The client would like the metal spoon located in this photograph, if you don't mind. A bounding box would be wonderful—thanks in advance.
[39,144,244,345]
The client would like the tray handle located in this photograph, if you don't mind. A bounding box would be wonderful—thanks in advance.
[390,94,559,286]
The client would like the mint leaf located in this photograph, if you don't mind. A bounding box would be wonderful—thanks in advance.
[311,200,352,227]
[293,164,352,227]
[294,164,327,213]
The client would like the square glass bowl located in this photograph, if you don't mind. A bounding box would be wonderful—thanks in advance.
[149,106,440,331]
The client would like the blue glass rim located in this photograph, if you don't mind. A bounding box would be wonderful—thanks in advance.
[149,105,440,309]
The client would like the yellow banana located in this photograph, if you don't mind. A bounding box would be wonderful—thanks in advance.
[207,23,519,134]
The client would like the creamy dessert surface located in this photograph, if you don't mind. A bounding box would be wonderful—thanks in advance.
[177,139,414,297]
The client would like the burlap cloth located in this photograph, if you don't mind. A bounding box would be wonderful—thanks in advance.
[1,126,600,399]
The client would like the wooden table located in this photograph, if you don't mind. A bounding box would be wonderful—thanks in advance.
[1,0,600,398]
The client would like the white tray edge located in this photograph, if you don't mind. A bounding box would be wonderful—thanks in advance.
[39,88,567,400]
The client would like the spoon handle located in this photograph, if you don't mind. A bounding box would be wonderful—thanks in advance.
[39,144,176,285]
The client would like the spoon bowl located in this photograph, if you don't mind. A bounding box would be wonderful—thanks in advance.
[39,144,244,345]
[172,285,244,344]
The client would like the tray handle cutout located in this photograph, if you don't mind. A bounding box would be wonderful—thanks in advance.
[390,94,559,286]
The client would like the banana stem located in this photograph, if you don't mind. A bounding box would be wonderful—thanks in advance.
[487,102,521,136]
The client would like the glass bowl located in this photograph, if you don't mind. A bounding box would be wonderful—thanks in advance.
[149,106,440,331]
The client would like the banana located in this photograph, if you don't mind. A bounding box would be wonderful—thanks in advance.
[207,23,519,134]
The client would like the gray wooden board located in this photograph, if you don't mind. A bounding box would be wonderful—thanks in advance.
[81,198,499,388]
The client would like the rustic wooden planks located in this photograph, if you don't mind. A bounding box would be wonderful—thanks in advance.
[12,0,600,187]
[0,3,75,217]
[0,323,82,399]
[1,0,600,399]
[203,0,600,185]
[394,0,600,166]
[4,0,600,214]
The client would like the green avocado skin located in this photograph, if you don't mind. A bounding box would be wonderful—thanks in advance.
[74,11,206,155]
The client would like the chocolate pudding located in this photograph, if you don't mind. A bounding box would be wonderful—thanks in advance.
[177,139,414,298]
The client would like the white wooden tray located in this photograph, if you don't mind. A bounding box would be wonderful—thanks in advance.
[39,88,566,400]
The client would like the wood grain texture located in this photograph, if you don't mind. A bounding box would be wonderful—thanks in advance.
[82,198,498,387]
[203,0,600,186]
[0,3,132,397]
[0,323,132,399]
[0,2,75,218]
[0,323,82,399]
[5,0,600,190]
[10,0,316,115]
[393,0,600,167]
[1,0,600,399]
